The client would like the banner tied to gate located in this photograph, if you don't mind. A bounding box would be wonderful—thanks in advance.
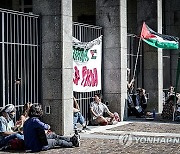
[73,36,102,92]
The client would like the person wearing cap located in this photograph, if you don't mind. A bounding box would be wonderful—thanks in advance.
[0,104,24,148]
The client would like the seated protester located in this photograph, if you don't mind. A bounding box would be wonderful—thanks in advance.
[162,86,177,120]
[0,104,24,149]
[90,93,116,126]
[175,93,180,119]
[135,88,147,117]
[73,97,90,131]
[167,86,175,98]
[23,103,80,153]
[13,102,32,132]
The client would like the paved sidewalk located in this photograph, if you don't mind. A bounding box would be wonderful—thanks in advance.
[1,120,180,153]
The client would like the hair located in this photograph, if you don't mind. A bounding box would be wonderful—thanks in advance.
[169,86,174,91]
[95,93,103,99]
[28,104,43,118]
[23,102,33,116]
[136,88,143,93]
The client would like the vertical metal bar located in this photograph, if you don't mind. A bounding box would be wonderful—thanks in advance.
[10,14,13,106]
[79,25,82,42]
[36,18,39,103]
[26,16,29,102]
[26,17,31,102]
[2,12,5,107]
[20,15,23,105]
[17,14,20,110]
[13,14,17,107]
[23,15,27,103]
[6,13,9,105]
[29,17,33,102]
[33,18,36,103]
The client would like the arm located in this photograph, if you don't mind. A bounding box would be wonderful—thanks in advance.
[142,95,147,104]
[142,89,147,104]
[107,110,114,117]
[73,108,80,113]
[105,105,114,117]
[0,131,17,136]
[0,119,18,136]
[73,97,80,110]
[127,78,135,89]
[34,118,50,130]
[90,107,99,118]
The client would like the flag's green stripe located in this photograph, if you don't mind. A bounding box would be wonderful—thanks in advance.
[143,38,179,49]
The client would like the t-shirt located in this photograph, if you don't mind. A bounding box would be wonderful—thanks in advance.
[0,116,14,141]
[23,117,49,152]
[90,101,109,120]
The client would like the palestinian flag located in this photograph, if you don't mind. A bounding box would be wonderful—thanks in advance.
[140,22,179,49]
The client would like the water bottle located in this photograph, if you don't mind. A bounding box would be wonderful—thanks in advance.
[153,109,156,119]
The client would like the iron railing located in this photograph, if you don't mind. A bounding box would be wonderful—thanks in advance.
[0,8,40,119]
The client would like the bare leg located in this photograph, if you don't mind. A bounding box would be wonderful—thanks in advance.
[96,116,108,125]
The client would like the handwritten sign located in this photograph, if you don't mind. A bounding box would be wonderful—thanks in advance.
[73,36,102,92]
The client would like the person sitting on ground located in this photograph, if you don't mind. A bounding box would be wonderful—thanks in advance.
[0,104,24,149]
[23,103,80,152]
[126,68,136,116]
[90,93,118,126]
[135,88,147,117]
[13,102,32,132]
[162,86,177,120]
[73,97,90,131]
[167,86,175,98]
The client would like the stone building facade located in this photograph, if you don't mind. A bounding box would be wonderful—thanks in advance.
[0,0,180,135]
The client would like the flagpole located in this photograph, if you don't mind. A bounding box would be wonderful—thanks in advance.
[133,38,142,80]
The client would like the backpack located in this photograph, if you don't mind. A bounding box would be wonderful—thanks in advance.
[8,138,25,150]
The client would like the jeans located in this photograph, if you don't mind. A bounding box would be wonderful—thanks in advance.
[47,138,73,149]
[73,112,85,129]
[0,133,24,147]
[46,132,71,142]
[44,133,73,150]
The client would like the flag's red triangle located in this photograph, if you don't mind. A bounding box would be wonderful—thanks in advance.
[140,22,156,39]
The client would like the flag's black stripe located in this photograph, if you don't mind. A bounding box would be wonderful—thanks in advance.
[146,24,179,42]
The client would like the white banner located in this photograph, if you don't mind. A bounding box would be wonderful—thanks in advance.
[73,36,102,92]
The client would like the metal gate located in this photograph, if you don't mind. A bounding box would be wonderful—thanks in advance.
[0,8,40,118]
[73,22,102,123]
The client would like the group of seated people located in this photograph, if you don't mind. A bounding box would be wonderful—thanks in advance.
[127,88,148,118]
[0,103,80,152]
[0,93,120,152]
[73,93,120,129]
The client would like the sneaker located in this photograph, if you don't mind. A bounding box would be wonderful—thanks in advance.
[74,129,81,134]
[71,134,80,147]
[82,127,90,131]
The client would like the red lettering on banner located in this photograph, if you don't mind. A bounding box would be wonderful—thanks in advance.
[81,66,98,87]
[73,66,80,85]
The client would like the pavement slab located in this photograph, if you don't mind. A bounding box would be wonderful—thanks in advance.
[1,121,180,153]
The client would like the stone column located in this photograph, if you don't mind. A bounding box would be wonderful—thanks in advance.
[33,0,73,135]
[96,0,127,121]
[137,0,163,112]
